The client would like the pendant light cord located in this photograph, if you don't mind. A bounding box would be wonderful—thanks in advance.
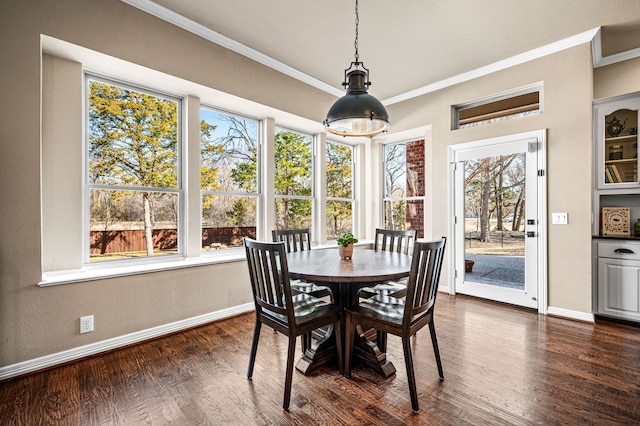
[354,0,359,65]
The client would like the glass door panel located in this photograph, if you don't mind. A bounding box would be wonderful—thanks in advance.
[464,154,525,290]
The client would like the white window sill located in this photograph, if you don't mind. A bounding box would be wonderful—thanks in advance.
[38,241,371,287]
[38,251,247,287]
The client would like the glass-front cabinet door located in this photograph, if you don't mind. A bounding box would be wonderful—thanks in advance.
[595,96,640,189]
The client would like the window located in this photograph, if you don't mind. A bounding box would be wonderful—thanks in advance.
[274,127,314,231]
[382,140,425,237]
[200,108,259,250]
[453,87,541,129]
[326,140,355,239]
[87,77,181,262]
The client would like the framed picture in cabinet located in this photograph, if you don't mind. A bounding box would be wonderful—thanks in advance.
[601,207,631,236]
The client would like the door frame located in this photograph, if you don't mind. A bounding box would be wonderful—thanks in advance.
[447,129,547,314]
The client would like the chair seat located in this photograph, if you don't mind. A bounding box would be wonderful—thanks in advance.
[261,293,339,327]
[358,277,408,299]
[290,279,333,299]
[352,293,406,324]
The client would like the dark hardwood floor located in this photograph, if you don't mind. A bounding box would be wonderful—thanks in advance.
[2,294,640,425]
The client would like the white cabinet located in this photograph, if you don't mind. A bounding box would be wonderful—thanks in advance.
[594,95,640,189]
[596,240,640,322]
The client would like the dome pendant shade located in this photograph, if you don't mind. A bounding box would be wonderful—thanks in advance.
[324,69,390,137]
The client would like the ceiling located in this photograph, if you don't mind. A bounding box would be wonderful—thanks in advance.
[125,0,640,104]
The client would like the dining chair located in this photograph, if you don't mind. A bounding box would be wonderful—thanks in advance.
[272,228,334,354]
[359,228,418,299]
[244,238,343,410]
[344,237,447,413]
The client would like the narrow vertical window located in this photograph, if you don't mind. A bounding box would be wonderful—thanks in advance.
[326,140,355,239]
[87,77,181,262]
[200,108,259,250]
[274,127,314,232]
[382,140,425,237]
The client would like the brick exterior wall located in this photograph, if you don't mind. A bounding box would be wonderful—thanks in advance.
[406,139,425,238]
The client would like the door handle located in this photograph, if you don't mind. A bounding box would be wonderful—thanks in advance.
[526,231,536,237]
[614,248,635,254]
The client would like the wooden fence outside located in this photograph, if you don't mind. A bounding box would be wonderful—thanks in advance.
[90,227,256,254]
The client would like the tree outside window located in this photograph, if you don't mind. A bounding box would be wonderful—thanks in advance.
[87,78,180,262]
[326,140,354,239]
[274,128,313,232]
[200,108,259,250]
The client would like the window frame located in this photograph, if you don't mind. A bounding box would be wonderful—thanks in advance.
[84,74,185,266]
[452,85,543,129]
[326,139,356,240]
[273,126,315,236]
[381,139,426,236]
[199,105,261,253]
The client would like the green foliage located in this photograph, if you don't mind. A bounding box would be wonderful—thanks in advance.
[326,142,353,198]
[200,119,224,193]
[225,198,249,226]
[88,81,178,188]
[274,130,313,229]
[274,130,312,196]
[337,233,358,247]
[326,141,354,237]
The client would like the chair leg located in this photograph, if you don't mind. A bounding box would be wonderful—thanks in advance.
[283,336,297,410]
[247,320,262,379]
[344,313,354,378]
[428,321,444,380]
[334,319,343,375]
[402,336,419,413]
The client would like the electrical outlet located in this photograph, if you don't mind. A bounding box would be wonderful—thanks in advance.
[80,315,94,334]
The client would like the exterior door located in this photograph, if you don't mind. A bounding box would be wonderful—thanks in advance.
[450,131,546,311]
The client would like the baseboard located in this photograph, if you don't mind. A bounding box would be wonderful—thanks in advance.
[0,302,255,381]
[547,306,595,323]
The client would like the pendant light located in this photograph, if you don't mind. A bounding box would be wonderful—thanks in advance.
[323,0,390,137]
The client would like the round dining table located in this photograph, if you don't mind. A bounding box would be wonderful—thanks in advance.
[286,247,412,377]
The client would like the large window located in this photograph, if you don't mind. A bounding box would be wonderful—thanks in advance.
[326,140,355,239]
[382,140,425,237]
[87,77,181,262]
[274,127,314,231]
[200,108,259,250]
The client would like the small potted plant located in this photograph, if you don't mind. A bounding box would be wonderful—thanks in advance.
[337,233,358,260]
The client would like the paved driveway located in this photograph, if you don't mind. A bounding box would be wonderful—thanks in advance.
[465,254,524,290]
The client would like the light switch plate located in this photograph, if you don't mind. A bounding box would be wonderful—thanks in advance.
[552,212,568,225]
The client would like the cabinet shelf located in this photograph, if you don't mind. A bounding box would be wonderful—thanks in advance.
[605,134,637,143]
[605,158,637,164]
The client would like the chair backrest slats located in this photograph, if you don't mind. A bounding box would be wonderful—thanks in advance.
[245,238,294,320]
[404,237,447,320]
[272,228,311,253]
[374,228,418,255]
